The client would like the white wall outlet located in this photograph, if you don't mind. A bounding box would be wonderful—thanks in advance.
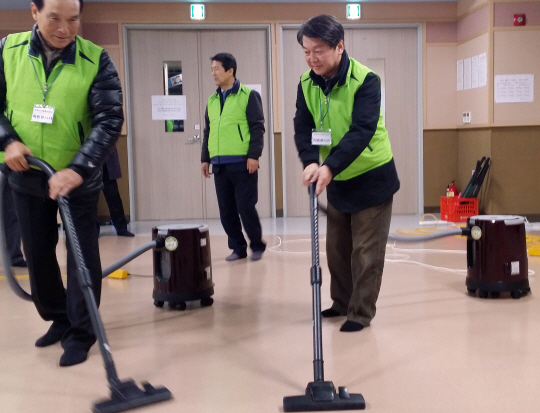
[462,111,471,124]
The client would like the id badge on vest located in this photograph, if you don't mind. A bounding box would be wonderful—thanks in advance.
[311,128,331,146]
[31,104,55,124]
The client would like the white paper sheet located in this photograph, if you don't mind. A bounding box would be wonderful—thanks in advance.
[463,58,472,90]
[478,53,487,87]
[151,95,187,120]
[495,74,534,103]
[457,60,463,91]
[471,55,479,89]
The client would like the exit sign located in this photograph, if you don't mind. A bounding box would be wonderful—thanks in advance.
[347,4,361,20]
[191,4,205,20]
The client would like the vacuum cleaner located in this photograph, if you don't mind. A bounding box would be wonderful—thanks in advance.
[388,214,530,299]
[283,183,366,412]
[152,224,214,310]
[466,215,529,298]
[101,223,216,311]
[0,157,172,413]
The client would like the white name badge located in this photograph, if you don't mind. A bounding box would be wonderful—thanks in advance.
[311,128,332,146]
[31,104,55,124]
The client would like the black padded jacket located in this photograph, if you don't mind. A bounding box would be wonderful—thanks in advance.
[0,26,124,197]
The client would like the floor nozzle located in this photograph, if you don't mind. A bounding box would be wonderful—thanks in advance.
[92,379,172,413]
[283,381,365,412]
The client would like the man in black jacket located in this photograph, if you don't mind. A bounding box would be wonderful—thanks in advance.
[0,0,123,366]
[201,53,266,261]
[294,15,399,332]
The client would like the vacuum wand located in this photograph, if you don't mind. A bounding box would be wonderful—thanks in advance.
[310,184,324,382]
[283,183,366,412]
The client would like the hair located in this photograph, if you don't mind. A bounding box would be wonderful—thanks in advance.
[32,0,84,13]
[296,14,344,49]
[210,53,237,78]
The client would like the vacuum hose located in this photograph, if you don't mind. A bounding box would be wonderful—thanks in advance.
[0,165,32,301]
[0,157,59,301]
[388,227,469,242]
[314,193,468,242]
[2,156,166,300]
[102,238,164,278]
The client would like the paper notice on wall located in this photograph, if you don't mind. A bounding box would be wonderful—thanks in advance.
[463,58,472,90]
[457,60,463,91]
[471,55,479,89]
[244,84,262,98]
[495,74,534,103]
[151,95,187,120]
[478,53,487,87]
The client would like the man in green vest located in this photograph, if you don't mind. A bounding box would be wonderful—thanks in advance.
[0,0,123,365]
[201,53,266,261]
[294,15,400,332]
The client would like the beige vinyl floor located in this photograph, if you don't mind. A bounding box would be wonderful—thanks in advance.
[1,215,539,413]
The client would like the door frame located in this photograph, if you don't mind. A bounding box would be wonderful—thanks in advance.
[279,23,424,216]
[123,24,276,221]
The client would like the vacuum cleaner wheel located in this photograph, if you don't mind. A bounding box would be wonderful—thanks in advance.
[467,286,529,299]
[200,297,214,307]
[168,302,187,311]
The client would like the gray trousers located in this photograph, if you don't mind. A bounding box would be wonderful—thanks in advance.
[326,197,393,326]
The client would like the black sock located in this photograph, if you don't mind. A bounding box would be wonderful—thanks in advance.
[340,320,364,332]
[321,308,342,318]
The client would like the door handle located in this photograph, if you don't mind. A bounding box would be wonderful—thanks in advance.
[187,135,200,143]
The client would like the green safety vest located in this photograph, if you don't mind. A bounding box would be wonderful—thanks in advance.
[301,57,393,181]
[207,84,251,158]
[1,31,102,171]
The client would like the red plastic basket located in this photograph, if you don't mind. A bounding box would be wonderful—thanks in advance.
[440,196,478,222]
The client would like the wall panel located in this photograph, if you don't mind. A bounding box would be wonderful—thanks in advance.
[426,46,457,129]
[423,130,458,208]
[490,127,540,215]
[493,30,540,126]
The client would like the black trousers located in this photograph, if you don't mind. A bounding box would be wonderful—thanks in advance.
[102,164,128,232]
[213,164,265,254]
[13,190,102,351]
[2,184,24,262]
